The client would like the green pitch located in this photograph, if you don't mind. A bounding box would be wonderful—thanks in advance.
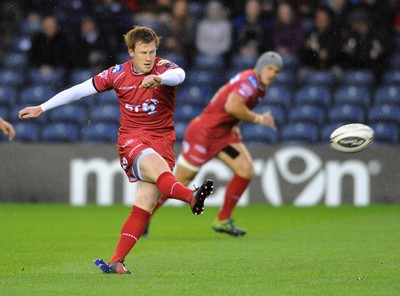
[0,204,399,296]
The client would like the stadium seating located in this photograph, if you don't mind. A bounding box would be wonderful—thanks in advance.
[299,70,336,88]
[95,91,118,105]
[369,123,399,144]
[2,9,400,147]
[327,104,365,124]
[0,69,25,87]
[0,106,8,120]
[368,104,400,126]
[174,121,187,142]
[177,85,211,107]
[382,70,400,86]
[0,52,28,69]
[81,122,119,143]
[27,67,66,86]
[280,123,319,143]
[294,86,331,108]
[162,53,186,68]
[241,123,278,143]
[263,86,293,109]
[374,85,400,106]
[333,86,371,109]
[19,85,57,106]
[339,70,375,87]
[253,104,286,127]
[389,52,400,70]
[41,123,80,142]
[9,35,31,53]
[69,68,96,86]
[47,105,87,124]
[192,54,224,71]
[13,122,41,142]
[231,54,258,71]
[320,122,344,143]
[174,105,202,122]
[288,105,325,125]
[186,70,224,90]
[116,51,131,64]
[273,71,297,88]
[89,104,121,123]
[0,86,17,108]
[282,53,300,71]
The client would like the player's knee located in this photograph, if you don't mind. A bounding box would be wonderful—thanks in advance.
[235,162,254,179]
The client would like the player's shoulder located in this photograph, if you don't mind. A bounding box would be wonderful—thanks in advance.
[232,69,259,90]
[154,57,180,71]
[240,69,259,88]
[232,70,260,98]
[109,60,131,75]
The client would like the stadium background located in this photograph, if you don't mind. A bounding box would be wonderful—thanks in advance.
[0,0,399,205]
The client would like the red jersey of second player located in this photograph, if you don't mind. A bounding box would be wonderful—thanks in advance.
[193,69,267,139]
[93,57,180,137]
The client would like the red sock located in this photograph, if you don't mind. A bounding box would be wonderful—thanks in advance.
[152,194,169,215]
[156,172,193,203]
[109,205,150,263]
[218,175,251,221]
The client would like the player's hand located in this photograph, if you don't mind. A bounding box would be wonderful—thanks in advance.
[0,118,16,141]
[139,75,162,89]
[18,106,43,120]
[256,111,276,130]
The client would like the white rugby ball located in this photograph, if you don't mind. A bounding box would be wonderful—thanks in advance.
[330,123,374,153]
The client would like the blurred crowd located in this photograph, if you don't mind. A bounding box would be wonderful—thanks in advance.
[1,0,400,145]
[0,0,399,85]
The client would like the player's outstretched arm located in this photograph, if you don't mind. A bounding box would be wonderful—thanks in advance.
[19,79,98,120]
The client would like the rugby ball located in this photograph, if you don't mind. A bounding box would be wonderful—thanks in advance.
[330,123,374,153]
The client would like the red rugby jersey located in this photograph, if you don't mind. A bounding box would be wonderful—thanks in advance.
[93,57,181,136]
[196,69,267,139]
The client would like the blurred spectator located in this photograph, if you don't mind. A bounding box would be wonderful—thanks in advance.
[273,2,304,57]
[287,0,320,32]
[159,0,196,63]
[20,11,42,35]
[322,0,352,35]
[91,0,133,51]
[120,0,139,13]
[337,9,391,83]
[28,16,71,70]
[0,1,21,55]
[352,0,394,33]
[53,0,90,43]
[232,0,273,55]
[300,6,339,70]
[72,17,113,72]
[393,0,400,34]
[195,1,232,57]
[153,0,173,15]
[19,0,59,16]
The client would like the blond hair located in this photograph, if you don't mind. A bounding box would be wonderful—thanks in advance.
[124,26,160,51]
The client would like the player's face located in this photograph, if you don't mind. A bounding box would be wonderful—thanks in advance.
[129,41,157,73]
[259,65,280,87]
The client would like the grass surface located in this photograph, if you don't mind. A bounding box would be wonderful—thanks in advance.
[0,204,399,295]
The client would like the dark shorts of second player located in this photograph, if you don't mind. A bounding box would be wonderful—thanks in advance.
[181,120,241,168]
[118,131,176,182]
